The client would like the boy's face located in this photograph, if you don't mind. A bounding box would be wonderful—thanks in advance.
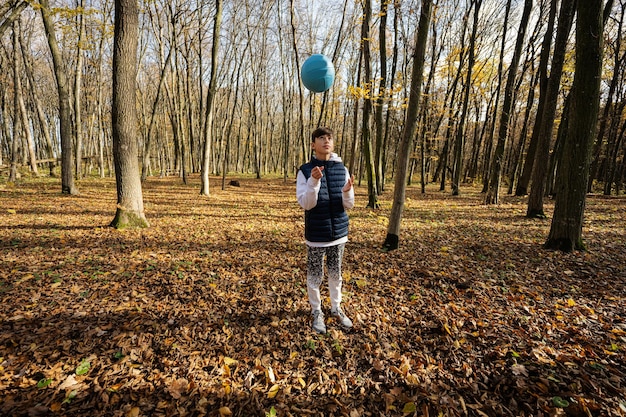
[312,134,334,160]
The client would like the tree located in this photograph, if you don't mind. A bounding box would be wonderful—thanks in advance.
[110,0,149,229]
[545,0,604,251]
[382,0,433,252]
[484,0,532,204]
[526,0,576,218]
[200,0,222,196]
[451,0,481,196]
[74,0,85,180]
[0,1,28,38]
[515,0,558,196]
[360,0,379,208]
[39,0,77,195]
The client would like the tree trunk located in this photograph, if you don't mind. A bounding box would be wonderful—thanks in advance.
[515,0,558,196]
[200,0,221,195]
[373,0,388,195]
[19,29,55,176]
[485,0,532,204]
[9,28,20,182]
[360,0,378,208]
[588,2,625,191]
[141,46,172,182]
[546,0,603,251]
[74,0,85,180]
[382,0,432,252]
[527,0,575,218]
[289,0,306,163]
[480,0,512,193]
[0,0,28,38]
[110,0,148,229]
[13,21,38,176]
[39,0,77,194]
[452,0,481,196]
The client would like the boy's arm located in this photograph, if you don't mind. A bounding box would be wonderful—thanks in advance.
[342,168,355,209]
[296,170,321,210]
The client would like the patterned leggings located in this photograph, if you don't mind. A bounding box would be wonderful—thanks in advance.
[306,243,345,312]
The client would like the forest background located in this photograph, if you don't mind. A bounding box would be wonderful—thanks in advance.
[1,0,625,416]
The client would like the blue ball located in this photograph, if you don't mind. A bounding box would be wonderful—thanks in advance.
[301,54,335,93]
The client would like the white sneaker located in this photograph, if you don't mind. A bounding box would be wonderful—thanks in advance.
[311,310,326,334]
[331,307,353,329]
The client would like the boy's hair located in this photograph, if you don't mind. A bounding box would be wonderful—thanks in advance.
[311,127,333,142]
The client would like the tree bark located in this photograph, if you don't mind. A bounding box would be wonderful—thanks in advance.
[110,0,148,229]
[39,0,77,194]
[545,0,603,251]
[527,0,576,218]
[382,0,433,252]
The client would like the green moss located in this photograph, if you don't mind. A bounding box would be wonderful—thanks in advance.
[109,209,149,229]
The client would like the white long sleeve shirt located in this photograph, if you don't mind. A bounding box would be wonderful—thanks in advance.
[296,153,354,247]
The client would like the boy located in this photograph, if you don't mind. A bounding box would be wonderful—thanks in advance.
[296,127,354,334]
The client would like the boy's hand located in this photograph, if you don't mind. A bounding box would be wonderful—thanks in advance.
[342,175,355,192]
[311,166,324,180]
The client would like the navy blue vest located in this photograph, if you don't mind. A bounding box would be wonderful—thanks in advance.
[299,158,349,242]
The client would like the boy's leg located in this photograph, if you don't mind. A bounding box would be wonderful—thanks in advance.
[306,246,326,312]
[326,243,345,310]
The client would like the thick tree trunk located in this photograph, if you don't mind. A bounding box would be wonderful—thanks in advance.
[545,0,603,251]
[382,0,432,252]
[110,0,148,229]
[40,0,77,195]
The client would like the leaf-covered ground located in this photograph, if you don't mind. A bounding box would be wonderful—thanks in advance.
[1,176,625,417]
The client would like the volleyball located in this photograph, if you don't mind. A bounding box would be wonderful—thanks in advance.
[300,54,335,93]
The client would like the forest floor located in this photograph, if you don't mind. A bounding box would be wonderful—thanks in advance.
[0,175,625,417]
